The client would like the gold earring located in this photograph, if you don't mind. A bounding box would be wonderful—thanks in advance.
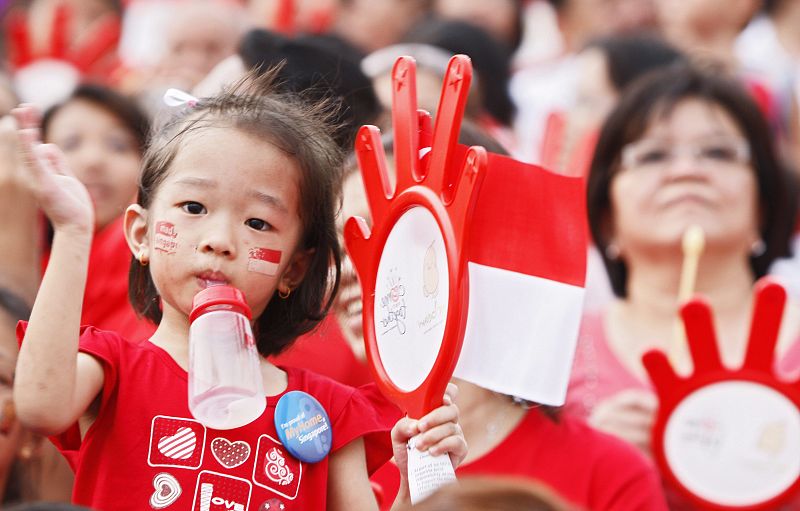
[279,287,291,299]
[138,252,148,266]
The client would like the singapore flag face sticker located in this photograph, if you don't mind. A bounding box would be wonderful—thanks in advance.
[248,248,281,276]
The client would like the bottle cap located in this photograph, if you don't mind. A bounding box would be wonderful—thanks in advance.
[274,391,332,463]
[190,285,252,322]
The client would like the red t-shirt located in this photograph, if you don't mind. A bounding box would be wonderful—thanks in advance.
[17,325,399,510]
[371,407,668,511]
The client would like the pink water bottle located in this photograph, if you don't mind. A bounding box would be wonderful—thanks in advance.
[188,285,266,429]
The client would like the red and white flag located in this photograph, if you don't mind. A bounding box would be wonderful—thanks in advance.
[248,248,282,276]
[454,149,587,406]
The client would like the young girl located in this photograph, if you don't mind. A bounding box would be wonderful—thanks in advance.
[12,72,466,510]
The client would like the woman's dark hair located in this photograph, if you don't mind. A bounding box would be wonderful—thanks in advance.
[130,69,343,357]
[40,84,150,154]
[587,62,797,297]
[583,33,686,92]
[403,18,515,127]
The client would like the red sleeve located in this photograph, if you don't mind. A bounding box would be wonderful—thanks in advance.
[330,382,403,475]
[15,322,123,459]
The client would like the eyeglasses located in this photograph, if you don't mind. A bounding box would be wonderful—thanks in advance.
[621,137,751,172]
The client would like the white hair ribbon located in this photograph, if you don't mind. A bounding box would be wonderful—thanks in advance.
[163,88,199,108]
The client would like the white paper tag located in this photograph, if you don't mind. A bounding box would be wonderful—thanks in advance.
[407,435,457,504]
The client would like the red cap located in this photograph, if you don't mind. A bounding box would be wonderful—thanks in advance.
[189,285,252,322]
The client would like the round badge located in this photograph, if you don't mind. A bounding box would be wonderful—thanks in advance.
[274,391,332,463]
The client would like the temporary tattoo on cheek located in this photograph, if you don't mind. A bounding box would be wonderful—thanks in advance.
[248,247,282,276]
[154,221,178,254]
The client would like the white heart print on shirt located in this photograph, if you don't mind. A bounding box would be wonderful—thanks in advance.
[158,427,197,459]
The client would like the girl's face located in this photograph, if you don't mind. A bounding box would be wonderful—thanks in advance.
[609,98,759,257]
[46,100,142,231]
[139,126,308,323]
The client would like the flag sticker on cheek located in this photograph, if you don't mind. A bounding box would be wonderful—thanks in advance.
[248,248,282,276]
[154,221,178,254]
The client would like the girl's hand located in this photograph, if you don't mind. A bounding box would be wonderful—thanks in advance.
[588,389,657,454]
[12,105,94,234]
[391,383,468,479]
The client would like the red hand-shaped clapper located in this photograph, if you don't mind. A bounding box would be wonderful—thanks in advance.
[344,55,487,418]
[644,277,800,510]
[6,3,121,105]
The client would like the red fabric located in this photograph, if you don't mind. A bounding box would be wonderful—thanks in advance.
[271,315,373,387]
[16,324,398,510]
[41,217,156,343]
[468,151,587,287]
[371,407,668,511]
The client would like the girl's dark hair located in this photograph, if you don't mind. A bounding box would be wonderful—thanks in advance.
[583,33,686,92]
[587,62,797,297]
[40,84,150,153]
[130,69,343,357]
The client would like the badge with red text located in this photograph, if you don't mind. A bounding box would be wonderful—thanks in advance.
[192,471,251,511]
[252,434,302,500]
[148,416,206,469]
[645,278,800,510]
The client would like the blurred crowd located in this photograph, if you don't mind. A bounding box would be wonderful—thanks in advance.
[0,0,799,509]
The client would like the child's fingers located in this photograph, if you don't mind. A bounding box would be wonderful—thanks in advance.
[17,129,48,179]
[391,416,420,445]
[427,433,468,464]
[414,421,462,452]
[418,402,459,433]
[38,144,74,177]
[444,382,459,405]
[11,104,41,132]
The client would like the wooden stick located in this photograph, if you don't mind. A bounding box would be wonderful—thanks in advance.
[671,225,705,366]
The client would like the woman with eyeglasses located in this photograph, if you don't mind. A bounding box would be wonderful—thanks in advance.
[565,62,800,468]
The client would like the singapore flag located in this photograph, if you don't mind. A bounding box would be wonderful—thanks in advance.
[454,149,587,406]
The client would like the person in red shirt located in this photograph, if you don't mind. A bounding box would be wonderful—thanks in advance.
[340,122,667,510]
[372,379,668,511]
[11,70,466,510]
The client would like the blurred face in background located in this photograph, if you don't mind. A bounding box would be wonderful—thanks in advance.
[654,0,758,48]
[556,0,656,52]
[46,100,142,231]
[609,98,759,257]
[433,0,518,48]
[573,48,618,130]
[157,1,244,89]
[333,0,429,52]
[336,169,371,360]
[249,0,336,33]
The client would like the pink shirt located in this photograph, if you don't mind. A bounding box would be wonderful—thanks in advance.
[567,312,800,420]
